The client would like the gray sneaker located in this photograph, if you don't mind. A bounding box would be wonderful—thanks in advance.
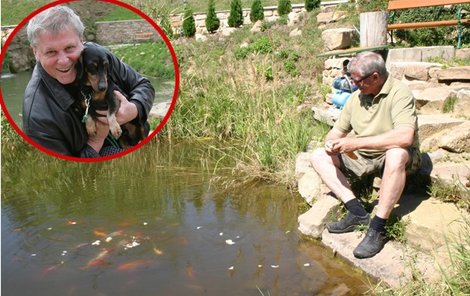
[326,212,370,233]
[353,228,389,259]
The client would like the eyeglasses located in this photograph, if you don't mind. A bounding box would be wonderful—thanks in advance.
[351,72,376,85]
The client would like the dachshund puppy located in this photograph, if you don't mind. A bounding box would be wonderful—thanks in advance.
[76,44,147,149]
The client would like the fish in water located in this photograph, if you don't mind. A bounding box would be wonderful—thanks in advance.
[42,261,64,276]
[117,259,152,271]
[80,248,111,270]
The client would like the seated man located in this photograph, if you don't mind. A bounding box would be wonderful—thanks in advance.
[23,5,154,158]
[309,52,421,259]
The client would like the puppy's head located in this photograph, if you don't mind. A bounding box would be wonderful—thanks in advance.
[81,46,110,93]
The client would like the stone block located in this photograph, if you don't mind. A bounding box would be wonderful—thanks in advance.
[437,66,470,81]
[403,197,469,253]
[456,48,470,59]
[417,114,465,141]
[321,28,354,51]
[298,170,323,205]
[298,194,340,238]
[415,87,454,113]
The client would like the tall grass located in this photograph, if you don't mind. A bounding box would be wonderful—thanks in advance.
[161,19,326,185]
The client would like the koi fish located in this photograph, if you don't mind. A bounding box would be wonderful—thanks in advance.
[67,220,77,225]
[117,259,152,271]
[80,248,111,270]
[42,261,64,276]
[93,230,107,237]
[153,247,163,256]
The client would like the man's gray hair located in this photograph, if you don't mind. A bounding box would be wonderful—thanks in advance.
[27,5,84,47]
[350,51,387,77]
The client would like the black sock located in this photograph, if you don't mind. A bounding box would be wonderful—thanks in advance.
[345,199,368,217]
[370,216,387,233]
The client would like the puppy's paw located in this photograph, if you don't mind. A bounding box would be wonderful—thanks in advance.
[86,118,97,136]
[110,122,122,139]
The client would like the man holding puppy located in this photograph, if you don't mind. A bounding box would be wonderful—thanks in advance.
[23,5,154,158]
[309,52,421,258]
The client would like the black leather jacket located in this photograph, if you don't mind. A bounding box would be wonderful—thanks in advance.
[23,42,155,158]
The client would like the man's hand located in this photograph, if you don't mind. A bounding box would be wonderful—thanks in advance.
[114,90,138,125]
[87,118,109,153]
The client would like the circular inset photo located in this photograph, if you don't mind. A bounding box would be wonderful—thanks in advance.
[0,0,179,162]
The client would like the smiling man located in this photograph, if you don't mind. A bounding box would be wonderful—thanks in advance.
[309,52,421,258]
[23,5,154,158]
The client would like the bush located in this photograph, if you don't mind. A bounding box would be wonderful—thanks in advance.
[305,0,320,12]
[205,0,220,33]
[228,0,244,28]
[277,0,292,16]
[182,6,196,38]
[250,0,265,23]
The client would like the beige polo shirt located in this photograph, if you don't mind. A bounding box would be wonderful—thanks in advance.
[334,74,420,158]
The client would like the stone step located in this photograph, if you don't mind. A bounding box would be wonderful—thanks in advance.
[417,114,466,141]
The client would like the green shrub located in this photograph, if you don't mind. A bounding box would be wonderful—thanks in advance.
[182,6,196,38]
[277,0,292,16]
[305,0,320,12]
[250,0,265,23]
[205,0,220,33]
[228,0,244,28]
[159,14,174,39]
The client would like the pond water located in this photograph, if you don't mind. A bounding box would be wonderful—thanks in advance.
[0,70,174,129]
[2,141,372,296]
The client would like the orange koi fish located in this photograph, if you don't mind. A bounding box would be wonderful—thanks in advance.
[81,248,111,270]
[42,261,64,276]
[117,259,152,271]
[93,230,107,237]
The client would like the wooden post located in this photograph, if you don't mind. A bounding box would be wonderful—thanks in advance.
[360,11,388,47]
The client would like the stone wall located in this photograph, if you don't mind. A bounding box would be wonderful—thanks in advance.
[94,19,161,45]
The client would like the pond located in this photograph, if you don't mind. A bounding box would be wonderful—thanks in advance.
[0,70,174,129]
[1,140,372,296]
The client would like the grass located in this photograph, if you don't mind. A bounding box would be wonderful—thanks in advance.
[109,42,175,79]
[158,17,326,185]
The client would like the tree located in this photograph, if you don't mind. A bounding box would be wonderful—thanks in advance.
[205,0,220,33]
[277,0,292,16]
[250,0,265,23]
[305,0,320,12]
[182,6,196,38]
[228,0,244,28]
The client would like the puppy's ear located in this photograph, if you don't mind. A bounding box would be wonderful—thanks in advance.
[76,54,84,81]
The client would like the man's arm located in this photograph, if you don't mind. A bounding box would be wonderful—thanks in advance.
[329,126,415,154]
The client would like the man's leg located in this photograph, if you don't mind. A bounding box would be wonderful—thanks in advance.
[353,147,410,258]
[310,148,369,233]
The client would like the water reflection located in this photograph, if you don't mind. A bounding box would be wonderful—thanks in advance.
[2,140,370,296]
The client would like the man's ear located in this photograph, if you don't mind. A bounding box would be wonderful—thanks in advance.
[31,46,39,61]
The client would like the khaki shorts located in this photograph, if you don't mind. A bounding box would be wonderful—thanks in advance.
[339,147,421,180]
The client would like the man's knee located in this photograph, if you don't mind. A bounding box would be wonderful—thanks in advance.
[385,148,409,169]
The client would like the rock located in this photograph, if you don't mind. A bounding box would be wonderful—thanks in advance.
[195,33,207,42]
[221,27,237,37]
[437,66,470,81]
[388,62,442,81]
[451,87,470,117]
[455,48,470,59]
[289,28,302,37]
[417,114,465,141]
[414,87,454,114]
[149,101,171,118]
[316,10,347,24]
[287,11,302,27]
[298,194,340,238]
[403,197,469,253]
[250,20,263,33]
[321,28,354,51]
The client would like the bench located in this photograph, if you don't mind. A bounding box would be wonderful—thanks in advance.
[134,32,154,43]
[387,0,470,47]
